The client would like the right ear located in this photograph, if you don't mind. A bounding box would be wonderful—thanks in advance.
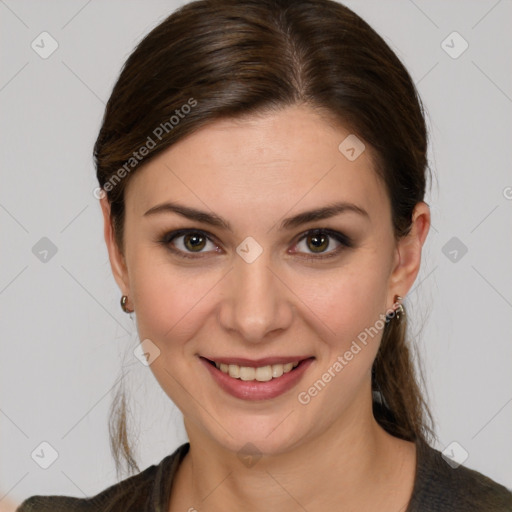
[100,195,131,296]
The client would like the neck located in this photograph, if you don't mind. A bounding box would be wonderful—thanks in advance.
[170,396,417,512]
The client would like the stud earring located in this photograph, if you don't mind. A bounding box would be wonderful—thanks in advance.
[393,295,404,321]
[120,295,134,314]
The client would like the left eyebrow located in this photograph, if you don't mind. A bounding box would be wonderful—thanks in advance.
[279,201,369,230]
[143,200,369,231]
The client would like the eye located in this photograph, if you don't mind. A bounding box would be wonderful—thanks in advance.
[158,228,352,261]
[291,228,351,260]
[160,229,220,259]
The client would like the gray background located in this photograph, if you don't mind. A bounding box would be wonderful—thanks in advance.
[1,0,511,506]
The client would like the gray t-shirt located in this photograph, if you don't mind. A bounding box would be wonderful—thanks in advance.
[16,438,512,511]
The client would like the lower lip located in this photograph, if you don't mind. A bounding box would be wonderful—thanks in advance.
[200,357,315,401]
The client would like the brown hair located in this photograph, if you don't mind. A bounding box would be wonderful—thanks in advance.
[94,0,435,476]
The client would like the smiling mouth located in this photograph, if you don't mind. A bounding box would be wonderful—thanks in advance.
[202,357,312,382]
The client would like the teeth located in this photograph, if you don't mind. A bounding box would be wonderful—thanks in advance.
[213,361,300,381]
[272,364,284,378]
[240,366,256,381]
[283,362,294,373]
[228,364,240,378]
[255,366,273,381]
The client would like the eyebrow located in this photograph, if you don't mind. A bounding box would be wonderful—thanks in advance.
[143,200,369,231]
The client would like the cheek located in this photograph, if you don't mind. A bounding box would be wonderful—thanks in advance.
[130,252,224,349]
[129,260,224,410]
[130,242,389,349]
[292,259,388,344]
[294,268,387,419]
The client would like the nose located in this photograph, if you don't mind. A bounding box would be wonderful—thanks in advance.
[218,250,293,344]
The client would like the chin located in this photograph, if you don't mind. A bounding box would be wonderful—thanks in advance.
[189,401,322,459]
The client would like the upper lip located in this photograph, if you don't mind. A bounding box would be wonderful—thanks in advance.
[201,355,314,367]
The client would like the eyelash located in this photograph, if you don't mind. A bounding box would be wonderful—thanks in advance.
[158,228,353,261]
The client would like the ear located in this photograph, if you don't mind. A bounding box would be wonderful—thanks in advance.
[388,201,430,301]
[100,195,130,296]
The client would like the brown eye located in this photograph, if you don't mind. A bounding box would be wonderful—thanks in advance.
[306,232,330,253]
[292,228,351,260]
[161,229,219,258]
[183,232,207,252]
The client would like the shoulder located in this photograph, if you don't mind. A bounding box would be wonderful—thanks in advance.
[408,438,512,512]
[16,443,189,512]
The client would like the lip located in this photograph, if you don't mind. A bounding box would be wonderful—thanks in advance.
[202,355,314,367]
[200,356,315,401]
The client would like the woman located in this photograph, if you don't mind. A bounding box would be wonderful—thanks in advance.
[17,0,512,510]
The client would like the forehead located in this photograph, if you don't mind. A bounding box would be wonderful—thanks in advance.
[125,105,389,224]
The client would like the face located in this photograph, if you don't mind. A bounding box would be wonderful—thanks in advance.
[101,105,429,456]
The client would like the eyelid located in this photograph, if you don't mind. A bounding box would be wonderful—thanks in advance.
[159,228,222,259]
[159,227,352,259]
[290,228,352,260]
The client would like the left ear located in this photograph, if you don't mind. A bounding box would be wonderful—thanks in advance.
[388,201,431,300]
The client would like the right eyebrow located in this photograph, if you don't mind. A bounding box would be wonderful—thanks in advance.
[144,201,231,229]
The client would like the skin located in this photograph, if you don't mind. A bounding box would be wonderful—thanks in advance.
[0,497,18,512]
[101,105,430,511]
